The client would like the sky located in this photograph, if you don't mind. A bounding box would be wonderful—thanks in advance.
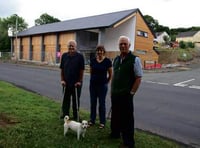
[0,0,199,29]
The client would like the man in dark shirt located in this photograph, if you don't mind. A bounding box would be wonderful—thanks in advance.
[60,40,85,120]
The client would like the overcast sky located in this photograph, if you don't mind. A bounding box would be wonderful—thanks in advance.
[0,0,199,29]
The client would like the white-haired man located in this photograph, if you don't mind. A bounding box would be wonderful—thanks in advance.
[60,40,85,121]
[110,36,143,148]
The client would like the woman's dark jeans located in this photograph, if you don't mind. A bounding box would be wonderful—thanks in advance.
[89,83,108,125]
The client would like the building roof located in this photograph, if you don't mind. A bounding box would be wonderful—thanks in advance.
[176,30,199,38]
[18,8,140,37]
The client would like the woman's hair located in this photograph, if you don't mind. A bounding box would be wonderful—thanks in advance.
[96,45,106,53]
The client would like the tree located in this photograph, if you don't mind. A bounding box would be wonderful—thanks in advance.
[0,14,28,52]
[35,13,61,26]
[144,15,159,32]
[163,35,170,44]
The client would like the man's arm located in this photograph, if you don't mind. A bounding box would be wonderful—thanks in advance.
[130,76,142,95]
[130,57,143,95]
[61,69,66,86]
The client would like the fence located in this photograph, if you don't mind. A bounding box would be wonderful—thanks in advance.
[0,52,12,60]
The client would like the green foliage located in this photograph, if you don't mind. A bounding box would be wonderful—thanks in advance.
[163,35,170,44]
[157,47,198,63]
[144,15,159,32]
[170,35,176,42]
[177,49,193,62]
[179,41,186,49]
[179,41,195,49]
[0,81,183,148]
[0,14,28,52]
[35,13,61,26]
[187,42,195,48]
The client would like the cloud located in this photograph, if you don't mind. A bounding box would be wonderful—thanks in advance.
[0,0,199,28]
[0,0,19,17]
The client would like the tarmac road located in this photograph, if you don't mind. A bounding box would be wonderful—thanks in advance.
[0,62,200,148]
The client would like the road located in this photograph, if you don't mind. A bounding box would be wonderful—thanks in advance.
[0,62,200,147]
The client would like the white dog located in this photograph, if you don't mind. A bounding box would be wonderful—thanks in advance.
[63,115,88,140]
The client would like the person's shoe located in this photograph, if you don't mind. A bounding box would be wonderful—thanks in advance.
[88,121,95,127]
[99,124,105,129]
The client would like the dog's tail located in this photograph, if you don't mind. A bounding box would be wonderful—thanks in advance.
[64,115,69,123]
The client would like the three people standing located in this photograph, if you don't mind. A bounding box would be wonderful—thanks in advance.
[60,36,143,148]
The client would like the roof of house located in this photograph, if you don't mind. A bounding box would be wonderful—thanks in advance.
[176,30,199,38]
[18,8,140,37]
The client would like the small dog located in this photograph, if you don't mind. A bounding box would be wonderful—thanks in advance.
[64,115,88,140]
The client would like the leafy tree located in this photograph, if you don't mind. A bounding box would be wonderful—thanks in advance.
[144,15,170,35]
[0,14,28,52]
[163,35,170,44]
[144,15,159,32]
[157,25,170,35]
[35,13,61,26]
[170,34,176,42]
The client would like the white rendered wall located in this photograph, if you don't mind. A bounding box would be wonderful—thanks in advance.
[103,17,136,52]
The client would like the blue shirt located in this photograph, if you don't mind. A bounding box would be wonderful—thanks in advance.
[134,57,143,77]
[90,57,112,85]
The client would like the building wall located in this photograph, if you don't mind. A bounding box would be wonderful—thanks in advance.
[193,31,200,42]
[134,11,158,66]
[59,32,75,55]
[21,37,29,60]
[104,16,136,52]
[13,38,19,58]
[32,35,42,62]
[176,37,193,42]
[157,32,169,43]
[176,31,200,43]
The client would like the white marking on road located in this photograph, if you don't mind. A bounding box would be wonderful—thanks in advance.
[173,79,195,87]
[157,82,169,85]
[145,81,169,85]
[188,85,200,90]
[146,81,156,83]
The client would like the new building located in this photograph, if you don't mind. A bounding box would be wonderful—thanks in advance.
[12,8,158,66]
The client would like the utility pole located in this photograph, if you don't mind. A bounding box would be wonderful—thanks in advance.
[8,27,13,58]
[15,14,18,60]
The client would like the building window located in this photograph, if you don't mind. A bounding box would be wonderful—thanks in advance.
[137,30,148,38]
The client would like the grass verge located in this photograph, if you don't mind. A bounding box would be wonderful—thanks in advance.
[0,81,183,148]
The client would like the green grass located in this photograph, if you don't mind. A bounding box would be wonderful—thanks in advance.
[0,81,184,148]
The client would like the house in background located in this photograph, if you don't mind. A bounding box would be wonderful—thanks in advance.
[155,31,170,44]
[12,8,158,67]
[176,30,200,48]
